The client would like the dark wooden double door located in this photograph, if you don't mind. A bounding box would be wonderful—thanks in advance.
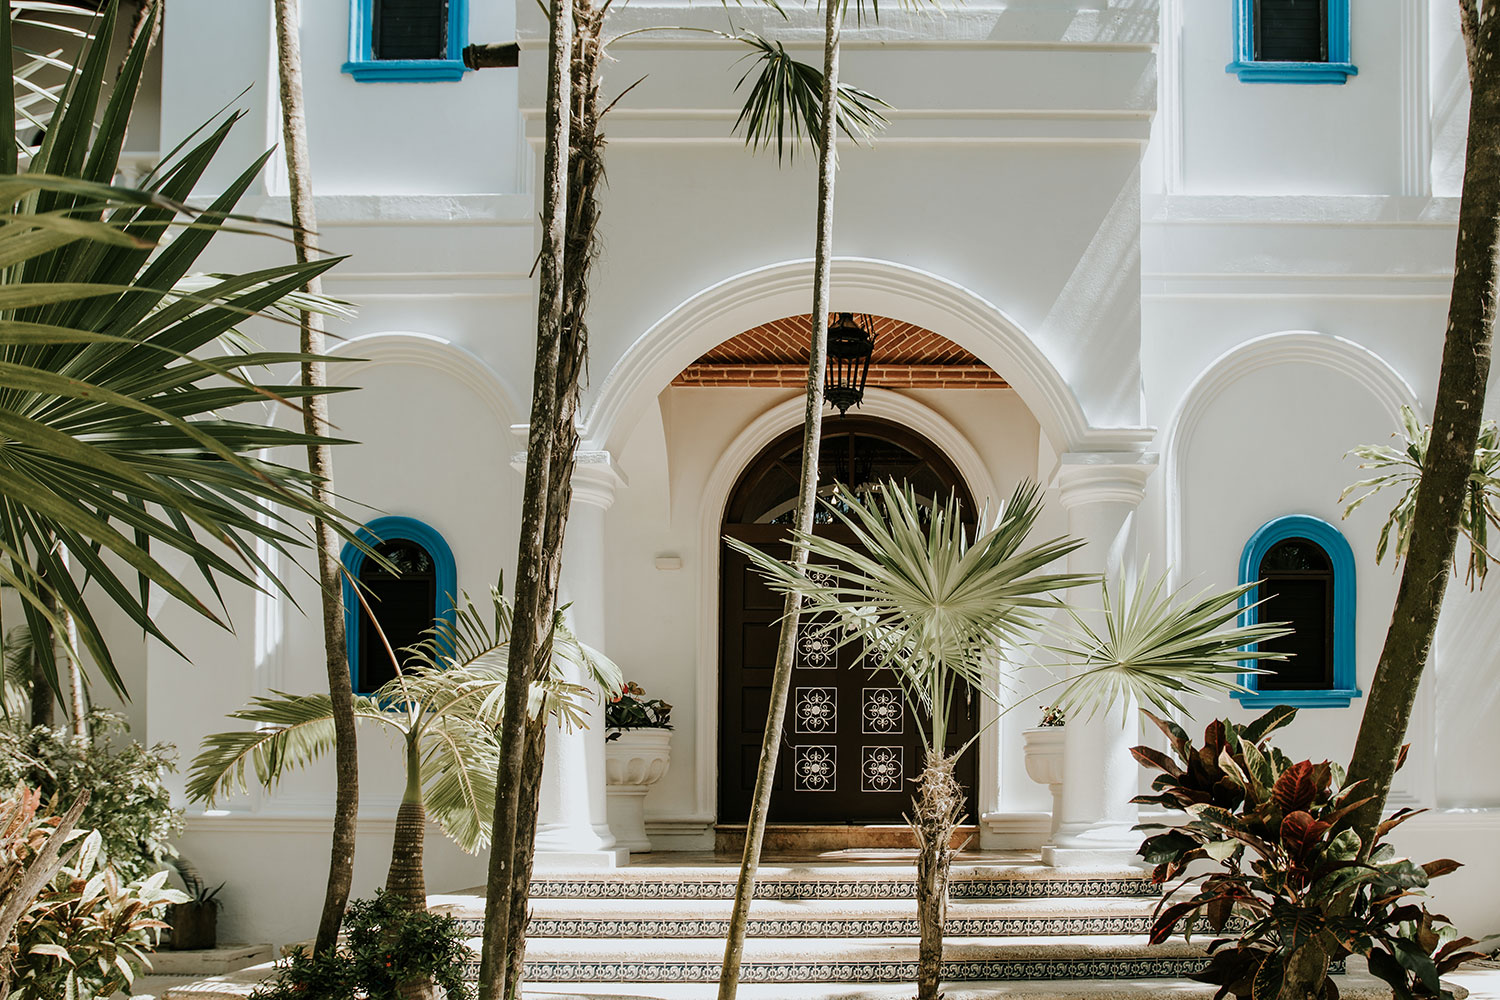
[716,420,979,825]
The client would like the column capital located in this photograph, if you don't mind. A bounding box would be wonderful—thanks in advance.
[509,446,628,510]
[1052,452,1158,510]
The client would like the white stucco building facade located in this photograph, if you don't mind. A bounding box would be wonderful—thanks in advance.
[92,0,1500,948]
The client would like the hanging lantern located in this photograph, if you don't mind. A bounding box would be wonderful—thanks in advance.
[824,312,875,415]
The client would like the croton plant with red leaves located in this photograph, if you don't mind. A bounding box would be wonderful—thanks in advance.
[1133,705,1491,1000]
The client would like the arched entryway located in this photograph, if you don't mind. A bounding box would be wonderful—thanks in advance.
[717,417,980,825]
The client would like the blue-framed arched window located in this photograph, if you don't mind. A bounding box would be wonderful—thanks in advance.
[1227,0,1357,84]
[340,516,457,695]
[342,0,470,82]
[1235,515,1361,708]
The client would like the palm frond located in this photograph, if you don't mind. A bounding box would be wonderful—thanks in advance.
[731,479,1092,747]
[419,715,500,854]
[184,691,389,805]
[1341,404,1500,588]
[1041,572,1291,723]
[2,3,365,699]
[732,33,890,163]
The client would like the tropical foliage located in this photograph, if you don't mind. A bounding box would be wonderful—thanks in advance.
[605,680,673,734]
[1341,404,1500,588]
[188,583,621,906]
[0,710,179,880]
[2,794,185,1000]
[0,0,358,705]
[250,891,472,1000]
[1135,706,1489,1000]
[732,479,1287,1000]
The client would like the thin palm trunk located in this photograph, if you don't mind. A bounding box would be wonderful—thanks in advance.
[478,0,573,992]
[717,3,839,995]
[1280,5,1498,997]
[913,749,963,1000]
[64,610,84,738]
[500,13,603,989]
[272,0,359,957]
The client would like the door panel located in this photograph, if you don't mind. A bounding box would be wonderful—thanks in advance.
[718,526,978,824]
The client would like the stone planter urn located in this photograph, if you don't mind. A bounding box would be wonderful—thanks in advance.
[1023,726,1066,839]
[605,728,672,853]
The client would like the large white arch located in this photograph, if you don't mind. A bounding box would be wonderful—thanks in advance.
[1163,330,1422,584]
[328,331,520,426]
[584,258,1151,458]
[685,388,1005,824]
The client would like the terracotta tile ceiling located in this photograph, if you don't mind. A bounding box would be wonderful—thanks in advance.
[672,315,1008,389]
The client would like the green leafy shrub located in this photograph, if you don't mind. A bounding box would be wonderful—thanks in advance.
[604,681,672,736]
[251,891,472,1000]
[0,711,181,880]
[1134,706,1490,1000]
[6,819,186,999]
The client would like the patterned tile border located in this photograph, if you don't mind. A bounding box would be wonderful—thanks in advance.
[478,957,1345,984]
[526,877,1161,901]
[466,916,1162,938]
[485,957,1215,983]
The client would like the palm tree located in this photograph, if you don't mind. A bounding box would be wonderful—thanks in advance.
[1,0,359,713]
[188,582,618,897]
[270,0,359,958]
[734,480,1287,1000]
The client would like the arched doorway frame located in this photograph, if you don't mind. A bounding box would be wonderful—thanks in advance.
[690,388,1003,826]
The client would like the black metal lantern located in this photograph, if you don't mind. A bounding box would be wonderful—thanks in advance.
[824,313,875,415]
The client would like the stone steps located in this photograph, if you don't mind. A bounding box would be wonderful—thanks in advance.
[430,895,1172,939]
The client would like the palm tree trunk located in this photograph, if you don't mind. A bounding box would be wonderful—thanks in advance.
[503,713,549,1000]
[912,750,963,1000]
[1343,0,1498,857]
[500,16,603,985]
[64,610,85,739]
[388,740,437,1000]
[272,0,359,958]
[386,740,429,910]
[1280,6,1499,998]
[478,0,573,992]
[717,3,839,996]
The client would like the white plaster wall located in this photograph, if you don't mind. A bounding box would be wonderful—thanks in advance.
[1175,0,1410,195]
[143,355,519,946]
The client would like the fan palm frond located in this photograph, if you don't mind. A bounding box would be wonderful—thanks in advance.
[731,479,1093,747]
[1042,572,1291,722]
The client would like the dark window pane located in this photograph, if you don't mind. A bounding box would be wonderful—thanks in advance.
[356,538,438,693]
[1261,538,1331,572]
[1256,538,1335,690]
[1255,0,1327,63]
[373,0,448,61]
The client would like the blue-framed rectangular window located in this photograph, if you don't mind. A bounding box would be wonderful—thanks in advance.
[343,0,470,83]
[1227,0,1357,84]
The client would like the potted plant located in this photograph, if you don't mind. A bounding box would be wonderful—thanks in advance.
[163,857,222,951]
[1022,705,1066,840]
[604,682,674,853]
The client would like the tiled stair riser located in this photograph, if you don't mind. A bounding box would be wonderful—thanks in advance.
[525,877,1161,900]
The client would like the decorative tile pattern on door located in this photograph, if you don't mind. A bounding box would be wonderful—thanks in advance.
[795,687,837,734]
[796,620,836,668]
[861,687,903,734]
[794,745,837,791]
[861,745,904,792]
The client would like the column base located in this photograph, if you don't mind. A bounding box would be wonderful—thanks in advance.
[1041,844,1147,868]
[531,847,630,869]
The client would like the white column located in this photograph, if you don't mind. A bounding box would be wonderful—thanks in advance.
[1042,452,1156,868]
[532,451,629,866]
